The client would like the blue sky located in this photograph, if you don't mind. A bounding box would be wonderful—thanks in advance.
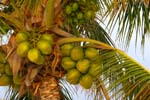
[127,35,150,70]
[113,29,150,70]
[0,86,8,99]
[104,16,150,70]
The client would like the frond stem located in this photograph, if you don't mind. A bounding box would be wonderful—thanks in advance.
[57,37,115,50]
[99,78,111,100]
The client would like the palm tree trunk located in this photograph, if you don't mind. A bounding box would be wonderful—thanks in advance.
[37,76,61,100]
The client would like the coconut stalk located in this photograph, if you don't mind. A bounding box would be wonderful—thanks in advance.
[42,0,54,28]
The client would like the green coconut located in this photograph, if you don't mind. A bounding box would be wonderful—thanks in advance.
[40,33,53,44]
[61,57,76,71]
[13,75,21,85]
[16,31,28,44]
[76,59,90,73]
[88,63,101,77]
[0,74,12,86]
[79,74,93,89]
[66,68,81,85]
[4,63,12,76]
[85,48,99,59]
[27,48,44,64]
[37,39,52,55]
[60,44,74,56]
[0,50,7,63]
[70,46,84,61]
[17,41,30,57]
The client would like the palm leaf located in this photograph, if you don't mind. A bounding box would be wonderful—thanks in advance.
[51,19,118,100]
[79,20,116,47]
[0,14,22,30]
[102,0,150,49]
[56,37,149,100]
[42,0,54,27]
[59,79,74,100]
[95,49,150,100]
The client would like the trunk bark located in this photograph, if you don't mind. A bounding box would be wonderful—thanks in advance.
[35,76,61,100]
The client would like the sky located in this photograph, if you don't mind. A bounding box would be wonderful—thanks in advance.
[104,15,150,70]
[111,28,150,70]
[0,86,8,100]
[127,35,150,70]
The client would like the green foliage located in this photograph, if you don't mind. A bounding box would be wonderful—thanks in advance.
[0,0,150,100]
[59,37,150,99]
[102,0,150,49]
[95,49,150,99]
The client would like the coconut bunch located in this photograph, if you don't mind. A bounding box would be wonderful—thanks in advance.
[60,43,102,89]
[0,47,21,89]
[16,31,53,65]
[0,49,12,86]
[63,0,99,25]
[0,0,100,98]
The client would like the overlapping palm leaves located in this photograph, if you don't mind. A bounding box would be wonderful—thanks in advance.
[0,0,150,100]
[102,0,150,49]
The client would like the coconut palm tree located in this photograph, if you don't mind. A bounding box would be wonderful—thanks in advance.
[0,0,149,100]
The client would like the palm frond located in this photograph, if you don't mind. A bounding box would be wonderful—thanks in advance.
[56,37,150,100]
[79,20,116,47]
[102,0,150,49]
[0,6,24,30]
[93,48,150,100]
[59,79,74,100]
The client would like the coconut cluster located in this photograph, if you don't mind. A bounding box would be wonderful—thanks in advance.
[0,49,21,89]
[16,31,53,65]
[64,0,98,25]
[60,43,101,89]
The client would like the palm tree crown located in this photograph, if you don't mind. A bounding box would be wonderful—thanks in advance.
[0,0,149,100]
